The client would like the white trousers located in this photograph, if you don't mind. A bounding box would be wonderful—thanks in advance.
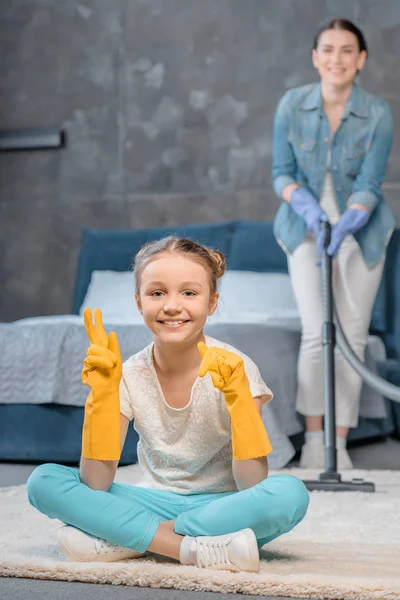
[288,235,385,428]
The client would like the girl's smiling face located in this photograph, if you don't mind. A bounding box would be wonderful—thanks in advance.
[136,253,218,345]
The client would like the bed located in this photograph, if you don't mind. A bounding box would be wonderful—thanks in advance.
[1,220,398,467]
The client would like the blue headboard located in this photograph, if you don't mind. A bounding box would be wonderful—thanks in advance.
[72,221,236,314]
[71,219,395,347]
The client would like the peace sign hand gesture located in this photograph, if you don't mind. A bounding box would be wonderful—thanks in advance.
[82,308,122,391]
[197,341,273,461]
[81,308,122,461]
[197,341,244,398]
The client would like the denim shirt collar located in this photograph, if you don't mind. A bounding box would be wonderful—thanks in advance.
[299,83,368,119]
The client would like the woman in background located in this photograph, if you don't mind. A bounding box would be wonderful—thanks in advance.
[272,19,395,469]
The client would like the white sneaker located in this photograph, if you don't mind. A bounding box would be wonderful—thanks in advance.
[58,525,145,562]
[299,442,324,469]
[299,443,354,470]
[181,528,259,573]
[337,447,354,470]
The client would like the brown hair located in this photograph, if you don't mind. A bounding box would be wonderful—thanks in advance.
[133,236,227,295]
[313,19,368,54]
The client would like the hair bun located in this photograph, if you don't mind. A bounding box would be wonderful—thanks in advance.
[208,249,227,279]
[133,236,227,294]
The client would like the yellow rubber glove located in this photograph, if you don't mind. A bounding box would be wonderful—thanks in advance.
[81,308,122,461]
[198,342,273,461]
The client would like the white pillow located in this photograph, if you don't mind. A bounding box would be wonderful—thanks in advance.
[210,271,300,324]
[79,271,142,323]
[80,270,300,326]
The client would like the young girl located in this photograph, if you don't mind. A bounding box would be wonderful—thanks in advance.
[272,19,395,469]
[27,237,309,573]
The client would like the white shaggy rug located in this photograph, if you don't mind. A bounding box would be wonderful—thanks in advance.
[1,465,400,600]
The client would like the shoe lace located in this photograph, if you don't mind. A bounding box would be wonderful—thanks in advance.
[196,538,231,569]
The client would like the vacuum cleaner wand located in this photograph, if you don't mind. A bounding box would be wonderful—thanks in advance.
[303,221,375,492]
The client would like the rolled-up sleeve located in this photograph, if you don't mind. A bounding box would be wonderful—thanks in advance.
[272,92,298,198]
[348,103,393,213]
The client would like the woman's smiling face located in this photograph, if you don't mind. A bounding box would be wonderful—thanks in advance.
[312,28,367,88]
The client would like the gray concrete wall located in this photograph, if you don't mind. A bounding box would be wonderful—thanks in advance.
[1,0,399,320]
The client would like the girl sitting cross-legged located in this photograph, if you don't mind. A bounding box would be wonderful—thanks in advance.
[27,236,309,573]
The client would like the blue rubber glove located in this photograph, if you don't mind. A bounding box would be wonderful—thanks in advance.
[327,208,369,258]
[291,187,328,252]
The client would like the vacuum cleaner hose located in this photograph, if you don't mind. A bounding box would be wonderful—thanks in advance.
[320,220,400,403]
[334,306,400,403]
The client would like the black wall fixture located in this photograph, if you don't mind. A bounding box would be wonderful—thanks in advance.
[0,128,65,151]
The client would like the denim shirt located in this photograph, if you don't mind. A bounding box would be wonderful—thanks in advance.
[272,83,396,266]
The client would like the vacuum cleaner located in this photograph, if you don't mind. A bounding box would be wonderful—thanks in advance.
[303,221,400,492]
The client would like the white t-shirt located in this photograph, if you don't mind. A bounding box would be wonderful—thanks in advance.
[119,335,273,495]
[319,153,341,224]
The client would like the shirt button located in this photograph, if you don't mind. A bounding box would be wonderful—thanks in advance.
[332,165,338,170]
[324,137,329,142]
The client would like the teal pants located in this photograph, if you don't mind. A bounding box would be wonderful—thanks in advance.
[27,464,310,554]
